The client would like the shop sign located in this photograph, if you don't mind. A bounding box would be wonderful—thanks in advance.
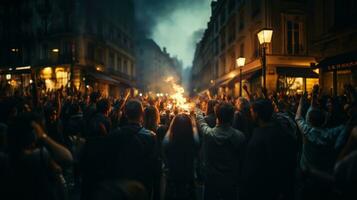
[327,61,357,71]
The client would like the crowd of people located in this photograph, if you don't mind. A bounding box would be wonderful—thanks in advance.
[0,83,356,200]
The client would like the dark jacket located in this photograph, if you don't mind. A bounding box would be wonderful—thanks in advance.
[241,123,297,200]
[232,110,253,140]
[80,123,159,200]
[196,110,246,186]
[204,113,216,128]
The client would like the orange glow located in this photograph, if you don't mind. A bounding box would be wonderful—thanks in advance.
[165,76,193,112]
[42,67,53,79]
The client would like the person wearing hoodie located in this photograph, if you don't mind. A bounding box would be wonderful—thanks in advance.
[240,99,297,200]
[196,102,246,200]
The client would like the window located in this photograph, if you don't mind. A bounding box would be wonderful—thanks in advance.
[230,49,236,71]
[220,30,226,50]
[96,48,104,63]
[286,20,302,55]
[228,20,236,43]
[87,43,94,60]
[109,52,115,69]
[116,57,122,72]
[214,38,219,54]
[228,0,236,13]
[253,36,260,58]
[239,10,245,30]
[124,60,128,74]
[214,21,218,33]
[251,0,261,17]
[220,8,226,25]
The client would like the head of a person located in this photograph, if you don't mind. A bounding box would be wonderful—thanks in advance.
[236,97,250,113]
[143,106,160,132]
[45,106,58,123]
[90,92,100,104]
[168,114,194,146]
[215,102,235,125]
[69,102,82,116]
[97,99,111,115]
[206,100,218,115]
[125,100,144,123]
[307,109,326,128]
[250,99,274,124]
[8,113,42,154]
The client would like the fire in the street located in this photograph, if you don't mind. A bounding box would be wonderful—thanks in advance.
[165,76,192,112]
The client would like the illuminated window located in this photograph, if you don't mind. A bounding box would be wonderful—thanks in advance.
[55,68,68,88]
[42,67,53,79]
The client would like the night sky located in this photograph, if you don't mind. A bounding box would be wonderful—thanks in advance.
[134,0,212,68]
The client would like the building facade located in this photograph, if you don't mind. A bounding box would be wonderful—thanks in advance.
[0,0,136,97]
[308,0,357,96]
[136,39,183,94]
[191,0,320,97]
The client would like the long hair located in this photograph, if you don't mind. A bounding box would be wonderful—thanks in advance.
[167,114,194,150]
[206,100,217,115]
[143,106,159,132]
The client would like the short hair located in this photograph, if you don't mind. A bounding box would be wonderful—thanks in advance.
[307,109,325,128]
[215,102,235,124]
[96,99,111,113]
[125,100,143,121]
[90,92,101,103]
[251,99,274,122]
[237,97,250,112]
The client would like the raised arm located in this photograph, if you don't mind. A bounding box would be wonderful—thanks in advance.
[311,84,319,109]
[295,92,310,135]
[195,108,214,136]
[32,122,73,163]
[243,84,253,102]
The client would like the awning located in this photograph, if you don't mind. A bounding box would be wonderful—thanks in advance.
[86,71,122,85]
[229,70,262,84]
[316,51,357,71]
[276,67,319,78]
[220,78,232,86]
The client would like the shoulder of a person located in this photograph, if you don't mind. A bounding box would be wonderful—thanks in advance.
[231,128,246,140]
[138,127,157,137]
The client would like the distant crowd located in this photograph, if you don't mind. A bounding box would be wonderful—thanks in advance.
[0,84,356,200]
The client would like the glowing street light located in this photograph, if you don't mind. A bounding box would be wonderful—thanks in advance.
[52,48,60,53]
[236,57,246,96]
[257,28,273,89]
[257,29,273,45]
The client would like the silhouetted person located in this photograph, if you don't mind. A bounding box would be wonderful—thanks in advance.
[163,114,199,200]
[196,102,246,200]
[241,99,297,200]
[81,100,159,200]
[204,100,217,128]
[232,97,253,140]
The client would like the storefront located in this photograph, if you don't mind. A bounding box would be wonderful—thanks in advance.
[0,66,32,93]
[317,51,357,96]
[276,67,319,95]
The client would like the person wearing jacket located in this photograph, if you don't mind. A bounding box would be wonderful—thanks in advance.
[196,102,246,200]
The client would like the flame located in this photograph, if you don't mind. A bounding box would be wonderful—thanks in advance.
[165,76,192,112]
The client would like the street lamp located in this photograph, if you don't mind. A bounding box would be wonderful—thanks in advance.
[257,28,273,89]
[236,57,246,96]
